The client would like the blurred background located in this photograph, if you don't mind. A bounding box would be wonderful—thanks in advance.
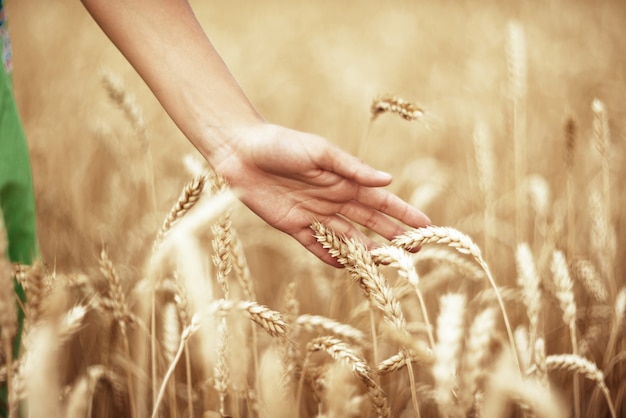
[7,0,626,274]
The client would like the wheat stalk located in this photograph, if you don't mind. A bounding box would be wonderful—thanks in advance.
[433,294,465,417]
[564,116,577,256]
[516,243,541,351]
[65,365,124,418]
[370,95,426,122]
[412,246,485,281]
[312,222,407,333]
[100,68,146,139]
[376,347,433,376]
[545,354,616,418]
[211,214,233,298]
[312,221,411,404]
[199,299,288,338]
[533,338,548,387]
[171,274,194,417]
[371,245,435,350]
[279,280,300,386]
[550,250,577,338]
[572,259,608,303]
[506,20,528,243]
[550,249,580,418]
[473,120,496,260]
[305,336,390,418]
[99,248,136,418]
[214,317,231,416]
[392,226,521,370]
[153,174,207,252]
[605,287,626,373]
[152,315,201,418]
[296,314,366,346]
[322,361,365,418]
[459,308,496,412]
[99,68,157,223]
[231,229,256,300]
[58,305,88,344]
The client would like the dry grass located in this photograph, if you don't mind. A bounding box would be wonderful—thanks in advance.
[2,0,626,417]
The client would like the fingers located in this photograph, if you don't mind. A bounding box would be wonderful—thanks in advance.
[356,187,431,229]
[316,144,393,188]
[338,200,408,241]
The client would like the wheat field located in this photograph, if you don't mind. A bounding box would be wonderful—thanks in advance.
[2,0,625,417]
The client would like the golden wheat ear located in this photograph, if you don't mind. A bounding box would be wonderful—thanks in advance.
[370,95,426,122]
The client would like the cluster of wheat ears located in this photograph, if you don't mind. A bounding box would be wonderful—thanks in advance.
[1,18,625,418]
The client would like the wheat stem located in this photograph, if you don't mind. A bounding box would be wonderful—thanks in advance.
[392,226,521,371]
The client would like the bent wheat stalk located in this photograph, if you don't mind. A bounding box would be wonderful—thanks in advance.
[392,226,522,371]
[545,354,616,418]
[300,336,391,418]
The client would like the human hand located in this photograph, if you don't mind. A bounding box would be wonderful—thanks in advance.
[211,123,431,267]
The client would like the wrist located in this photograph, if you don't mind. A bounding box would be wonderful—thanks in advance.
[198,119,273,181]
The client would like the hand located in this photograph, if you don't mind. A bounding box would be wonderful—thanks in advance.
[212,123,431,267]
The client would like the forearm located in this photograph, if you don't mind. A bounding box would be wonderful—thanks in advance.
[81,0,264,165]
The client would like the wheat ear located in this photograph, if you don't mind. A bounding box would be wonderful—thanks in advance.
[433,294,465,417]
[305,336,390,418]
[211,214,233,298]
[311,222,407,332]
[459,308,497,412]
[573,259,608,303]
[392,226,521,370]
[99,248,136,418]
[153,174,207,252]
[370,95,426,122]
[564,117,577,256]
[312,221,413,407]
[506,21,528,243]
[199,299,288,338]
[515,243,541,352]
[214,317,231,416]
[296,314,365,346]
[550,249,580,418]
[545,354,616,418]
[371,245,435,350]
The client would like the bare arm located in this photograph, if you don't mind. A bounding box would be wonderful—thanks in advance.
[81,0,261,160]
[81,0,431,266]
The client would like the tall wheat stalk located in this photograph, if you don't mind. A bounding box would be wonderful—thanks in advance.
[392,226,522,370]
[99,248,137,418]
[507,21,528,244]
[550,250,580,418]
[473,121,495,262]
[433,294,465,417]
[311,222,421,416]
[100,68,158,227]
[545,354,616,418]
[564,117,577,256]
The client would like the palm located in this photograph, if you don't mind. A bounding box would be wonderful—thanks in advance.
[215,124,430,266]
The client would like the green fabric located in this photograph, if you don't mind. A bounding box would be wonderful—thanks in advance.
[0,73,37,265]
